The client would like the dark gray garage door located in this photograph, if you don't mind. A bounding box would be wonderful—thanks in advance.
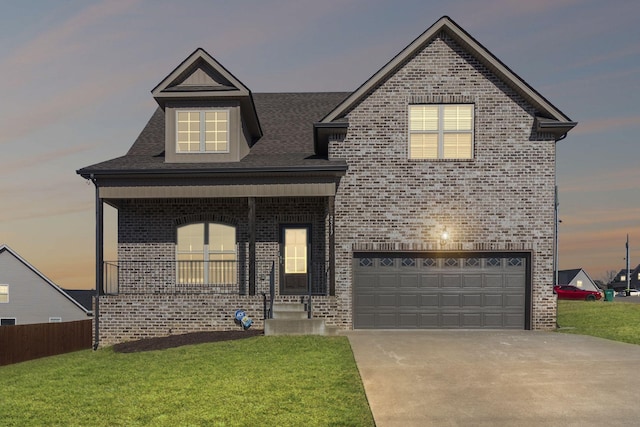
[353,253,529,329]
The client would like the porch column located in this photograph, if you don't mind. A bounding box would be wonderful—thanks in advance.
[248,197,256,295]
[93,177,103,349]
[328,195,336,296]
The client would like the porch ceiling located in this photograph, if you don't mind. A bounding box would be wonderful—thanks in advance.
[99,182,336,199]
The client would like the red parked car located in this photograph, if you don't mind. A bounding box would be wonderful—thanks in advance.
[553,285,602,301]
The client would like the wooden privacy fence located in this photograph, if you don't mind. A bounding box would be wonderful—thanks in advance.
[0,319,92,366]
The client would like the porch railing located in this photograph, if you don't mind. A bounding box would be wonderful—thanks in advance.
[102,260,328,297]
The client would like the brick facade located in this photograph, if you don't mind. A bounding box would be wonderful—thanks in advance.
[331,33,557,330]
[98,197,337,346]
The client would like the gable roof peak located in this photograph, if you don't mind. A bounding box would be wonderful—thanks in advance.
[320,15,576,136]
[0,244,90,314]
[151,47,262,140]
[152,47,251,103]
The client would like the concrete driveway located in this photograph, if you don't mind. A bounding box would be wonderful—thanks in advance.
[347,330,640,426]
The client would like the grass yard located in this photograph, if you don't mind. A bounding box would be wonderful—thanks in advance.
[557,299,640,345]
[0,336,374,427]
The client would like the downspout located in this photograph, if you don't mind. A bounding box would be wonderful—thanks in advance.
[554,132,567,290]
[554,134,565,328]
[90,174,103,350]
[553,133,567,328]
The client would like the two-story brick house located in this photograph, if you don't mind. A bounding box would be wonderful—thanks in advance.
[78,16,576,346]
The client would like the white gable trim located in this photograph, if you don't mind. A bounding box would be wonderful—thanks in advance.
[0,245,90,314]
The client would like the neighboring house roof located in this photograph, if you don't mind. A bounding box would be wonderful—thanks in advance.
[77,92,349,177]
[320,16,576,137]
[557,269,582,285]
[63,289,94,312]
[558,268,599,292]
[0,244,90,315]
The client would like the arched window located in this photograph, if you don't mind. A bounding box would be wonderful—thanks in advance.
[177,223,236,286]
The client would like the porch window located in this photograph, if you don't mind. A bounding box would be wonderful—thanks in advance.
[409,104,473,159]
[176,223,236,285]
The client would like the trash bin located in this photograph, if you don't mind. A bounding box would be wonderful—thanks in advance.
[604,289,614,302]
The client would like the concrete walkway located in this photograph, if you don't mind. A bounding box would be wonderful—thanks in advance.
[347,330,640,426]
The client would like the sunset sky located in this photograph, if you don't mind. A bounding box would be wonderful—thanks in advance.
[1,0,638,289]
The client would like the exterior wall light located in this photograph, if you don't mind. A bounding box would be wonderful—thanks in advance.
[440,228,449,247]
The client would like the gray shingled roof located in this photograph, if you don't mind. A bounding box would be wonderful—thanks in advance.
[78,92,350,176]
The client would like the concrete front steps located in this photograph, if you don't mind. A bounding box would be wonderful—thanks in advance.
[264,302,337,336]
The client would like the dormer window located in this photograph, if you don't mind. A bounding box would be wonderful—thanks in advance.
[176,110,229,153]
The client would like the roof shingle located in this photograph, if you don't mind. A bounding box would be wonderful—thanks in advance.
[78,92,349,175]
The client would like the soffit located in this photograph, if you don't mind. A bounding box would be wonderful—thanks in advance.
[99,182,336,199]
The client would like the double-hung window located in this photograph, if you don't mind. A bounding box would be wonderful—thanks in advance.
[177,223,237,286]
[176,110,229,153]
[409,104,474,159]
[0,285,8,303]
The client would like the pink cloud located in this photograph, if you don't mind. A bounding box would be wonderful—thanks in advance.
[560,210,640,230]
[571,116,640,135]
[448,0,584,30]
[561,167,640,193]
[2,0,142,83]
[564,44,640,71]
[1,145,93,174]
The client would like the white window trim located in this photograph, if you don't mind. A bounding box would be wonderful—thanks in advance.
[176,109,230,154]
[0,284,8,303]
[408,104,474,160]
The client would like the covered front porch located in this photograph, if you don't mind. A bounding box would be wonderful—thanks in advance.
[89,177,342,345]
[96,177,339,292]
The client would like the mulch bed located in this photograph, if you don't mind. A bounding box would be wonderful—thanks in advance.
[112,329,264,353]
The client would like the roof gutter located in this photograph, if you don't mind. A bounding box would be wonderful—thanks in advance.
[536,116,578,140]
[77,163,348,180]
[313,121,349,155]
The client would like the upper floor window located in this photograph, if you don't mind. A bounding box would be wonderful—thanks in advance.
[0,285,8,303]
[176,222,237,286]
[409,104,473,160]
[176,110,229,153]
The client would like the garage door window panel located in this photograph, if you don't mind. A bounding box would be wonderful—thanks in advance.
[359,257,373,267]
[422,258,437,268]
[445,258,459,267]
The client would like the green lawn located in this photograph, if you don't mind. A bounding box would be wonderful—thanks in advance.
[0,336,374,427]
[557,299,640,345]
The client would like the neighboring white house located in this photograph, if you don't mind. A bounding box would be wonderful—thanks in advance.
[0,244,90,325]
[558,269,600,293]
